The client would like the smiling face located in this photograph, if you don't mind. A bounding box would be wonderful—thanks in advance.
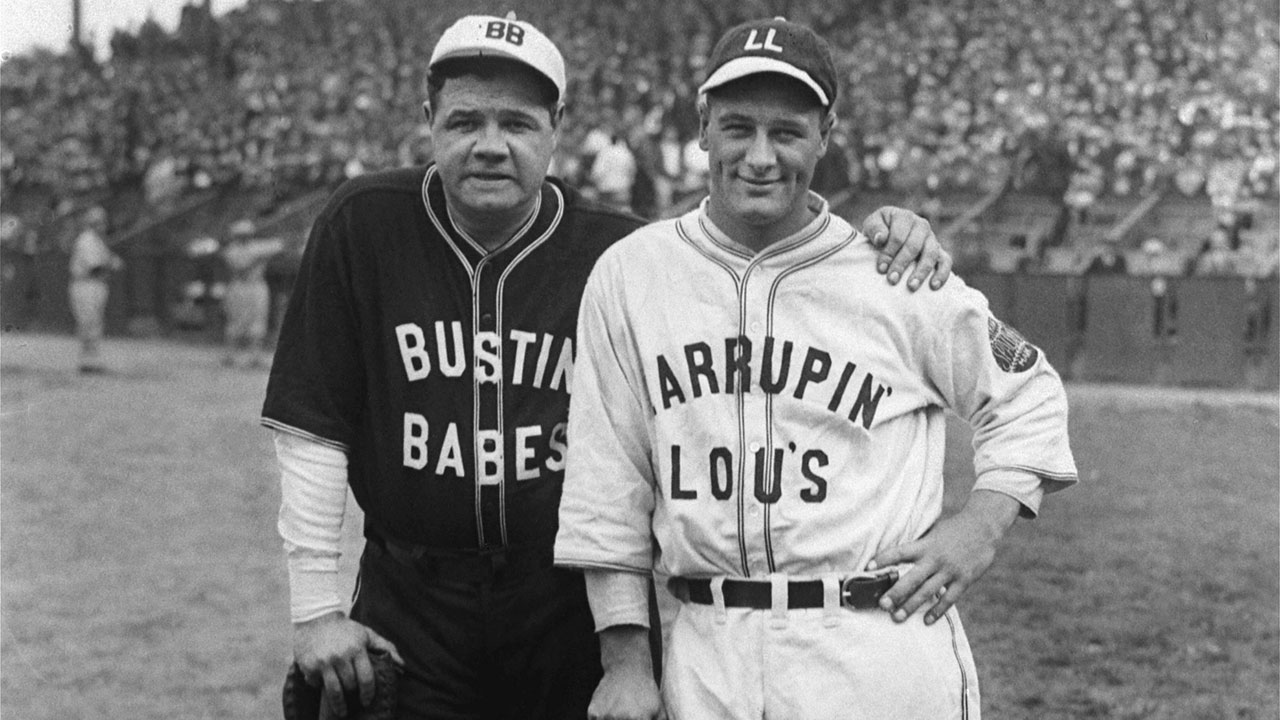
[700,76,831,250]
[426,61,561,235]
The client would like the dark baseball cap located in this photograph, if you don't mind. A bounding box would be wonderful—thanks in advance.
[698,17,837,108]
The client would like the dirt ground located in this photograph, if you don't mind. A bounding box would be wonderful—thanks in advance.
[2,333,1276,719]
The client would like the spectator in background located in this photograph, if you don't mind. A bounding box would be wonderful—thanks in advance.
[220,219,284,369]
[2,213,41,329]
[628,128,660,219]
[917,173,943,225]
[1084,238,1128,275]
[3,0,1277,233]
[577,122,613,189]
[68,206,124,373]
[589,133,637,212]
[1134,237,1183,276]
[653,126,683,215]
[1064,163,1104,227]
[143,152,183,209]
[679,133,709,195]
[811,126,853,197]
[1192,227,1239,276]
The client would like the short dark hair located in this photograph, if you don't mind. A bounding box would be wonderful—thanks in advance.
[427,57,560,120]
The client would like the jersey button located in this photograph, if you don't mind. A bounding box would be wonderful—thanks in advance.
[481,312,494,326]
[748,441,761,453]
[748,505,760,517]
[749,321,763,334]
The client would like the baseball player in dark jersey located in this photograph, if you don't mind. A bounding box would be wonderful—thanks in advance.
[555,17,1078,720]
[262,13,955,720]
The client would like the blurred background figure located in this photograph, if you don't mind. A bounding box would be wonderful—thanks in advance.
[67,206,123,373]
[589,132,637,212]
[1192,226,1240,276]
[171,235,225,332]
[1085,238,1128,275]
[654,126,684,214]
[680,135,710,196]
[220,218,284,369]
[1134,237,1183,276]
[811,127,854,198]
[0,0,1276,383]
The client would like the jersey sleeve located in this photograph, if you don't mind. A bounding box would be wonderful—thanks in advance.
[925,285,1079,516]
[554,251,658,574]
[260,201,364,451]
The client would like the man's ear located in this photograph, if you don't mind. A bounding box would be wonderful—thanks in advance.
[697,97,711,151]
[549,103,565,151]
[817,109,836,157]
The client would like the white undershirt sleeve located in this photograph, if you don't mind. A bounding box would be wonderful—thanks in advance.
[274,430,349,624]
[584,569,651,631]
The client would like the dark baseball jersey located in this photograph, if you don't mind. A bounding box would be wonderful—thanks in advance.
[262,164,642,551]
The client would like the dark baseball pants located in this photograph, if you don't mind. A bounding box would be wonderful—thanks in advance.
[351,537,602,720]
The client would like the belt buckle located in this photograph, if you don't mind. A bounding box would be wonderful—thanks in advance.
[840,570,899,610]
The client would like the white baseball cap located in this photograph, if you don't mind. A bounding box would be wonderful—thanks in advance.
[429,14,567,103]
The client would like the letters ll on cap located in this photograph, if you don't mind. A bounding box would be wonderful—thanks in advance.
[697,16,839,108]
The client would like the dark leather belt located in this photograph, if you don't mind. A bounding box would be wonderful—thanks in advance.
[670,572,898,611]
[366,531,553,583]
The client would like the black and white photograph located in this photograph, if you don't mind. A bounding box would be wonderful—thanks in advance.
[1,1,1276,718]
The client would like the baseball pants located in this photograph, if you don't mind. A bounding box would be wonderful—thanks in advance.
[351,536,602,720]
[69,278,108,360]
[661,576,980,720]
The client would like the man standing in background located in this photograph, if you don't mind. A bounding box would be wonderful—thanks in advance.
[220,218,284,369]
[68,206,123,373]
[590,133,638,213]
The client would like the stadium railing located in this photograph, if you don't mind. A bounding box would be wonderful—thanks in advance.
[965,272,1276,390]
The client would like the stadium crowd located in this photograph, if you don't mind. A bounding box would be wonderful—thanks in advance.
[2,0,1276,272]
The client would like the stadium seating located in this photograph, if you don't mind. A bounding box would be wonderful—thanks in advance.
[1,0,1275,388]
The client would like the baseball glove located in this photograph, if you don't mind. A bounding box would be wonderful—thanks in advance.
[282,649,401,720]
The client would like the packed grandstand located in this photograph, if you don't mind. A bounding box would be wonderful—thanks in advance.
[1,0,1277,324]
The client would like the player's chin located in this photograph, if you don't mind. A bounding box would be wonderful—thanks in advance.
[729,195,791,226]
[454,187,528,214]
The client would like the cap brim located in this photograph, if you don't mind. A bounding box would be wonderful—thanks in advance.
[698,57,829,106]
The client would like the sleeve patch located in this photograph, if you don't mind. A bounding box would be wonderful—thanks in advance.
[987,317,1039,373]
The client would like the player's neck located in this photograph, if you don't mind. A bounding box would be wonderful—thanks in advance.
[449,201,538,253]
[705,197,820,255]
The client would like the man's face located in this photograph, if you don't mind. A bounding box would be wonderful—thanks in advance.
[700,78,829,237]
[427,69,560,223]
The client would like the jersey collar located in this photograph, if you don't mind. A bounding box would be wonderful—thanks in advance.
[682,191,860,270]
[420,165,565,270]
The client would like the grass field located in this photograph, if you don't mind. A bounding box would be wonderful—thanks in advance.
[2,333,1277,719]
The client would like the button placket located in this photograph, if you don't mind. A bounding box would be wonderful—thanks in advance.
[739,261,777,578]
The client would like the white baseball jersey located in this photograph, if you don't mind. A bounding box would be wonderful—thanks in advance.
[554,198,1078,582]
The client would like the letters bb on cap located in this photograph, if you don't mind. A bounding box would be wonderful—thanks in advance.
[698,16,838,108]
[430,14,567,102]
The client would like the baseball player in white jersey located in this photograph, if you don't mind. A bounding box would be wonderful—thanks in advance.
[220,219,284,369]
[554,17,1078,720]
[68,206,123,373]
